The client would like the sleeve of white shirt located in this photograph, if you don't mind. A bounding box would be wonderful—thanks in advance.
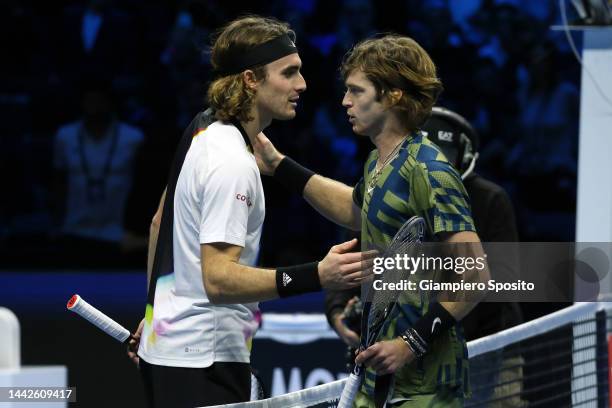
[199,161,258,247]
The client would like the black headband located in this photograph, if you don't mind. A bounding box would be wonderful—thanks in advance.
[215,34,298,77]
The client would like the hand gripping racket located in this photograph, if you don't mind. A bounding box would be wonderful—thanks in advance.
[66,294,135,343]
[337,216,425,408]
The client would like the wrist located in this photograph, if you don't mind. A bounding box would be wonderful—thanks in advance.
[271,154,286,175]
[400,328,427,358]
[273,156,315,195]
[394,337,413,360]
[276,262,321,298]
[413,303,456,344]
[401,303,456,358]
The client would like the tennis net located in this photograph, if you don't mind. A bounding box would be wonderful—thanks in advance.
[208,301,611,408]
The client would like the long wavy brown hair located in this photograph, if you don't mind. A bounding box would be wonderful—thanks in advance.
[207,16,295,123]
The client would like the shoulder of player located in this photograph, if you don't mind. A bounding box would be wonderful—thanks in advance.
[189,121,245,158]
[399,134,449,169]
[206,157,259,185]
[193,120,244,141]
[203,128,257,173]
[401,153,456,178]
[402,155,465,194]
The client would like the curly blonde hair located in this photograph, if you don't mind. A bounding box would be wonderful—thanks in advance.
[340,35,443,130]
[207,16,295,123]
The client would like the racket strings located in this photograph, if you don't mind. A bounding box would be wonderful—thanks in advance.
[365,217,425,343]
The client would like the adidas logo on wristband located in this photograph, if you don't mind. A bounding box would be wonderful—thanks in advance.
[282,273,292,286]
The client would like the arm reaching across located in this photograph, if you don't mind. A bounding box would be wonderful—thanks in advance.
[253,132,361,231]
[202,238,375,304]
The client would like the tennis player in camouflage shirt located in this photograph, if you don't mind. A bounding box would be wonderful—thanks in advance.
[255,34,488,407]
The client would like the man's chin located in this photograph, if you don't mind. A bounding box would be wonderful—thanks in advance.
[275,110,296,121]
[351,124,367,136]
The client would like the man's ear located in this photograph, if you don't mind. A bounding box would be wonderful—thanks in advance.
[385,89,403,107]
[243,70,258,90]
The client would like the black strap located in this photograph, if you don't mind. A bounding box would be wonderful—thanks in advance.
[230,119,252,151]
[273,157,315,195]
[215,34,297,77]
[146,109,216,305]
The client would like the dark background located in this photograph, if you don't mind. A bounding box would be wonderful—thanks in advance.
[0,0,587,406]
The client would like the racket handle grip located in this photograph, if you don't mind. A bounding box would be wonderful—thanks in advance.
[337,373,362,408]
[67,294,131,343]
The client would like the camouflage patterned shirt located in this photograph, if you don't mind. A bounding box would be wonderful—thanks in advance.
[353,131,475,398]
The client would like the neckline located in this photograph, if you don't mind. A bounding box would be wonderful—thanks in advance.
[230,119,253,151]
[373,131,416,161]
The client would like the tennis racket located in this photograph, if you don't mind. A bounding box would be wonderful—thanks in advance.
[337,216,425,408]
[67,294,135,343]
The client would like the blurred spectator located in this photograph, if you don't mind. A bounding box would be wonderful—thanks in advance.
[52,78,145,265]
[511,43,579,178]
[507,42,579,240]
[57,1,139,81]
[160,4,213,128]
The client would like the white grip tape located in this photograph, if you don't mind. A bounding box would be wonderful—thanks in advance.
[67,294,131,343]
[337,373,362,408]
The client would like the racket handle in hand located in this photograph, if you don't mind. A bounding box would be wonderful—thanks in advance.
[67,294,132,343]
[337,372,362,408]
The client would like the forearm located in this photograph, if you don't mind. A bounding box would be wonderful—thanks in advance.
[438,260,489,322]
[271,157,360,230]
[439,301,477,322]
[439,231,490,310]
[203,238,368,304]
[203,242,326,304]
[205,261,278,304]
[400,232,489,356]
[303,175,360,230]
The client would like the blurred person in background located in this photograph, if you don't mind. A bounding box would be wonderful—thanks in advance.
[52,78,145,265]
[506,42,579,241]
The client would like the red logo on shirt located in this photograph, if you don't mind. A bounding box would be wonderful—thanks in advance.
[236,193,252,207]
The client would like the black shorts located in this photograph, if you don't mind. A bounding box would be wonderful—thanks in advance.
[139,359,251,408]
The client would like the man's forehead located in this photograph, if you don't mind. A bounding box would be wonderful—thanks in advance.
[345,70,371,86]
[267,53,302,70]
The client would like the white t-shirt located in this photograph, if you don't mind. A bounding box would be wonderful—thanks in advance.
[138,120,265,368]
